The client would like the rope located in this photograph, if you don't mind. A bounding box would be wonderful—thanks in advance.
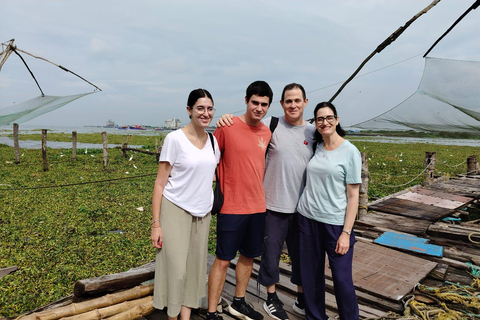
[0,173,156,191]
[469,233,480,244]
[440,159,467,168]
[370,166,429,188]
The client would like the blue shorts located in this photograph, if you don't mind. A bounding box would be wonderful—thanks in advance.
[216,212,266,261]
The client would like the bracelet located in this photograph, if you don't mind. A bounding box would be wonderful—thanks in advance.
[152,219,160,224]
[342,229,351,235]
[152,226,161,229]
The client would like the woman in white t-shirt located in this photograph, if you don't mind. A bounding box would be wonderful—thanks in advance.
[297,102,362,320]
[151,89,220,320]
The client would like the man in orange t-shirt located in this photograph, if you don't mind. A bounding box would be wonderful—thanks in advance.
[207,81,273,320]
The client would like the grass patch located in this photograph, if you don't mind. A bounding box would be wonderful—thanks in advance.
[0,135,478,318]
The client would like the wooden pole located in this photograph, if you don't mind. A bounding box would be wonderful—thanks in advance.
[13,123,20,164]
[423,151,436,185]
[358,152,369,220]
[20,284,153,320]
[467,155,478,175]
[102,132,108,169]
[42,129,48,171]
[72,131,77,160]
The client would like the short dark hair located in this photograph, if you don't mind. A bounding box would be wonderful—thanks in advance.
[313,101,346,143]
[281,83,306,101]
[246,80,273,105]
[187,88,214,108]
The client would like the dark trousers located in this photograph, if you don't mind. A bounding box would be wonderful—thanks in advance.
[257,210,301,287]
[298,214,359,320]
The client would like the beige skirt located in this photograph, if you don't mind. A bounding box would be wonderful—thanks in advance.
[153,196,212,317]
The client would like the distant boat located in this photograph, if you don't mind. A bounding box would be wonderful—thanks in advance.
[154,127,163,131]
[129,125,147,130]
[116,125,128,130]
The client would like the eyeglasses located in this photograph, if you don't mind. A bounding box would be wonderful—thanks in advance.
[315,115,336,123]
[195,106,216,113]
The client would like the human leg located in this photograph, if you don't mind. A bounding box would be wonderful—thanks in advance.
[153,197,193,318]
[228,213,266,320]
[183,214,212,309]
[208,257,230,313]
[286,213,305,315]
[298,214,328,320]
[258,211,289,288]
[179,306,192,320]
[325,225,359,320]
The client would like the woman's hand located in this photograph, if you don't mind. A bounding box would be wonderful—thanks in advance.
[335,232,350,255]
[151,226,163,249]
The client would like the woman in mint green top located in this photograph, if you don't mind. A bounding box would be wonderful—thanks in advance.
[296,101,361,320]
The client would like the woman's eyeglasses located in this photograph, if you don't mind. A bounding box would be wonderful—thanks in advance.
[315,115,336,123]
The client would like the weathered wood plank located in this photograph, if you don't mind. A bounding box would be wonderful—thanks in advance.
[415,187,473,203]
[369,198,452,221]
[427,222,480,243]
[332,241,437,302]
[358,211,431,235]
[396,192,465,209]
[0,266,18,279]
[74,262,155,297]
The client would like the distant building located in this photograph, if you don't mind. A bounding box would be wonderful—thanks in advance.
[106,119,115,127]
[165,118,181,129]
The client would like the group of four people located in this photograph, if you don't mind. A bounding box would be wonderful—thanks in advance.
[150,81,362,320]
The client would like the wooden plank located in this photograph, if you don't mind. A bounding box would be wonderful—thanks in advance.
[0,266,17,279]
[396,192,465,209]
[244,258,390,316]
[326,241,437,301]
[373,231,443,257]
[359,211,431,235]
[428,222,480,243]
[369,198,451,221]
[427,182,480,196]
[415,187,473,203]
[74,262,155,297]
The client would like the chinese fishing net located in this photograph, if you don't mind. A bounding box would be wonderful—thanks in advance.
[353,57,480,133]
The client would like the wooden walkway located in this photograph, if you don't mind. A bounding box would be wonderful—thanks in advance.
[16,175,480,320]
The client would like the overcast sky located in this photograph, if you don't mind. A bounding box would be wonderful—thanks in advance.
[1,0,478,128]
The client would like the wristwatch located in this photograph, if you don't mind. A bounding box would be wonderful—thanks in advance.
[342,229,351,235]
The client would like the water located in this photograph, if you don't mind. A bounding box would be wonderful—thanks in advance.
[348,135,479,147]
[1,124,478,148]
[0,124,164,149]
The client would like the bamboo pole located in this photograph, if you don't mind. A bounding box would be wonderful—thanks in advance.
[102,132,108,169]
[467,155,478,175]
[72,131,77,160]
[423,151,436,185]
[358,152,369,219]
[59,296,152,320]
[19,284,153,320]
[13,123,20,164]
[329,0,440,102]
[102,299,154,320]
[42,129,48,171]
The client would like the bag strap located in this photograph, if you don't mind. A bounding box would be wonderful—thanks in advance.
[208,132,220,183]
[208,132,215,154]
[266,116,279,156]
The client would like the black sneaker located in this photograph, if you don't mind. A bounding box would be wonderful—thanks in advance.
[292,298,305,315]
[206,312,224,320]
[228,300,264,320]
[263,295,289,320]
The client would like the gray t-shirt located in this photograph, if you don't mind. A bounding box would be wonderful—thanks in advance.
[262,116,316,213]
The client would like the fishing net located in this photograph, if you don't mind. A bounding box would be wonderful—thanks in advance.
[353,57,480,133]
[0,93,94,125]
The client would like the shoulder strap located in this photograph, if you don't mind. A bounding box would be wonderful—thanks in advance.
[266,117,279,156]
[208,132,215,154]
[269,116,279,133]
